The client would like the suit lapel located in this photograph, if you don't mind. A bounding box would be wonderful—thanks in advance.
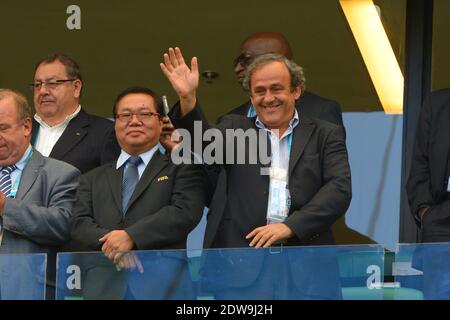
[31,118,39,147]
[15,151,44,200]
[49,109,89,159]
[127,151,168,211]
[106,162,123,213]
[288,115,315,177]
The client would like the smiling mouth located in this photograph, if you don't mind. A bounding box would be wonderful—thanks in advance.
[262,105,280,109]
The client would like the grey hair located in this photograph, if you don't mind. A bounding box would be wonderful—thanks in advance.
[0,88,32,122]
[242,53,306,93]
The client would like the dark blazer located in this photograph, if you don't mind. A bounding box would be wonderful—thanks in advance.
[70,150,205,299]
[71,150,205,250]
[227,90,344,129]
[31,108,120,174]
[171,103,351,292]
[207,91,346,216]
[407,88,450,242]
[172,103,351,248]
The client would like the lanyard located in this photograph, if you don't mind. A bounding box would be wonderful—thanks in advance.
[287,132,293,158]
[9,148,33,198]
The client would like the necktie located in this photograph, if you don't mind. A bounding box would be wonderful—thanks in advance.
[122,156,142,213]
[0,165,17,198]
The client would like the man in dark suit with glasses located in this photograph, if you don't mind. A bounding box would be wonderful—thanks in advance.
[70,86,205,299]
[30,53,120,174]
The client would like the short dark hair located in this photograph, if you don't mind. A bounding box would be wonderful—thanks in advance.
[0,88,32,122]
[112,86,164,117]
[34,53,82,82]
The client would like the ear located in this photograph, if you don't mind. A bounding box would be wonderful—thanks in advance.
[158,118,163,135]
[249,93,255,107]
[293,85,301,100]
[23,117,32,138]
[73,79,82,99]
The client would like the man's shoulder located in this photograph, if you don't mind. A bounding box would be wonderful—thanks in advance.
[83,160,116,177]
[304,113,340,130]
[218,113,255,128]
[227,102,249,116]
[79,108,115,128]
[35,151,80,175]
[215,101,249,124]
[297,91,343,126]
[299,91,340,111]
[299,91,338,105]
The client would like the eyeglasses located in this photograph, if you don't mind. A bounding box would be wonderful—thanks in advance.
[115,111,161,123]
[233,52,254,67]
[29,79,76,91]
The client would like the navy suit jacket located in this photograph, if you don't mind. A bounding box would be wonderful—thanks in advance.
[31,108,120,174]
[70,150,205,299]
[171,102,351,292]
[171,103,351,248]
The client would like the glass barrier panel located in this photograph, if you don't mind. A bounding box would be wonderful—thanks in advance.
[0,253,47,300]
[198,245,384,300]
[57,245,384,300]
[394,243,450,300]
[56,250,194,300]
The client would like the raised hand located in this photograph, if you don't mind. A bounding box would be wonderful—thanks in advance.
[160,47,199,114]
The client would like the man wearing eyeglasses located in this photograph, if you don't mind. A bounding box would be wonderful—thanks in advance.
[229,32,344,128]
[31,53,120,174]
[70,86,205,299]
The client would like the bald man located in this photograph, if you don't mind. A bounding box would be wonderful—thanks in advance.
[228,32,344,127]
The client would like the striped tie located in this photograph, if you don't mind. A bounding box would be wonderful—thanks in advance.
[122,156,142,213]
[0,165,17,197]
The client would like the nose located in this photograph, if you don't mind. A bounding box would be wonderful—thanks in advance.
[128,114,143,125]
[36,83,50,95]
[263,91,276,103]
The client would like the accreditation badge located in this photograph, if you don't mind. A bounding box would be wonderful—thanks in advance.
[267,167,291,224]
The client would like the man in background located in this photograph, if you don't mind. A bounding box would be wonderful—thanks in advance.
[229,32,344,127]
[31,53,120,174]
[407,88,450,299]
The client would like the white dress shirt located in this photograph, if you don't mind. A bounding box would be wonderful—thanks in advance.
[34,105,81,156]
